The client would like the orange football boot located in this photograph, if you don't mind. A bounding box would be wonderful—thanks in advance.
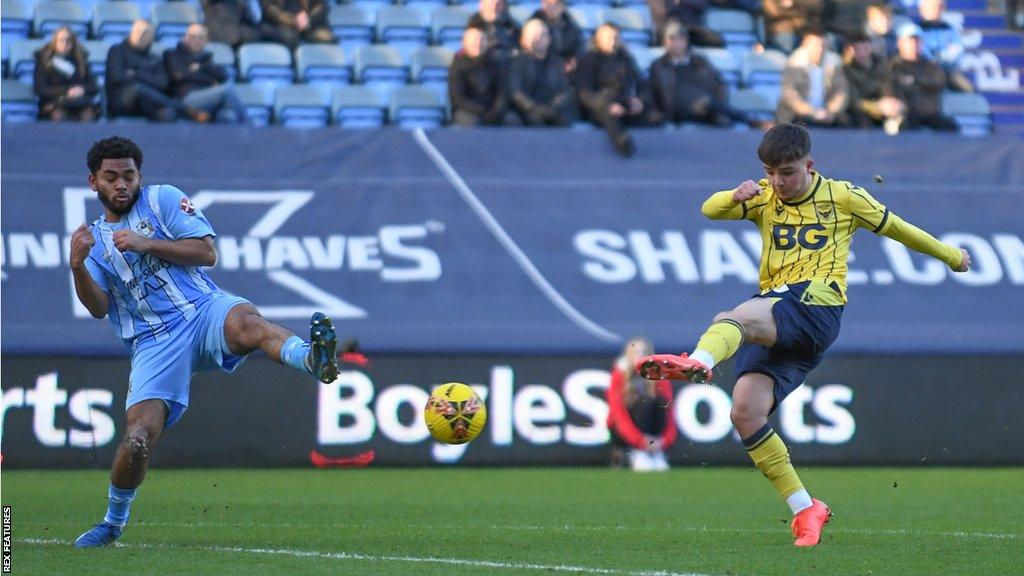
[634,353,713,383]
[791,498,832,547]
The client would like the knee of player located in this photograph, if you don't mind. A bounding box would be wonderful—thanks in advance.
[124,429,154,458]
[730,402,759,425]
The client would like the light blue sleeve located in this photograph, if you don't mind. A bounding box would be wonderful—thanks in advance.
[154,184,216,240]
[84,254,109,292]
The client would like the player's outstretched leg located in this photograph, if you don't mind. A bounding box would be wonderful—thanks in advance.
[75,400,166,548]
[308,312,339,384]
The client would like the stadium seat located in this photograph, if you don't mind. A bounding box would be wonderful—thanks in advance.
[403,0,448,17]
[572,0,613,8]
[8,38,46,84]
[600,8,650,53]
[151,2,201,44]
[2,0,32,76]
[274,84,330,128]
[296,43,350,87]
[233,83,273,127]
[332,85,387,128]
[348,0,391,12]
[207,41,237,81]
[568,7,598,37]
[354,44,408,94]
[729,88,774,122]
[508,5,535,26]
[705,9,757,55]
[81,39,112,83]
[389,84,445,129]
[742,49,786,107]
[1,78,37,122]
[410,45,453,103]
[328,5,374,56]
[376,6,431,62]
[33,1,89,38]
[693,47,741,92]
[941,91,992,137]
[431,6,472,51]
[238,42,295,86]
[92,1,140,42]
[632,46,665,78]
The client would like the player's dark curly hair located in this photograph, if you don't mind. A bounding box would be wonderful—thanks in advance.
[87,136,143,174]
[757,123,811,167]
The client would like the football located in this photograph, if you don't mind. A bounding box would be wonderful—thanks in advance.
[424,382,487,444]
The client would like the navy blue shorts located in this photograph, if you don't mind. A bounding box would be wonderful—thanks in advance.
[732,281,843,411]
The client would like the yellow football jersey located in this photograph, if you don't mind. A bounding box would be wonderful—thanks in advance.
[702,172,893,304]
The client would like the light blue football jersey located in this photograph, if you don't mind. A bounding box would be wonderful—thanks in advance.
[84,184,222,346]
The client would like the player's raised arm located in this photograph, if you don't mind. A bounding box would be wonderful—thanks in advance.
[702,180,764,220]
[69,223,110,319]
[112,231,217,267]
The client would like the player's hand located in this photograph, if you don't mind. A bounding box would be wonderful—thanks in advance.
[69,224,95,268]
[112,229,151,254]
[952,248,971,272]
[644,435,663,453]
[731,180,762,203]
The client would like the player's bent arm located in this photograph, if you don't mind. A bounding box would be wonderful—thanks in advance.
[701,190,745,220]
[882,214,964,270]
[71,264,109,319]
[142,236,218,267]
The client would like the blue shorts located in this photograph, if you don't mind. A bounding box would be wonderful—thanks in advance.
[732,281,843,411]
[126,294,251,427]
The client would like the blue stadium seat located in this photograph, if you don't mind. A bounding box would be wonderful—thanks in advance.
[431,6,472,52]
[34,1,88,38]
[92,1,140,42]
[568,7,598,38]
[693,47,740,92]
[2,0,32,76]
[705,9,757,56]
[389,84,445,129]
[742,49,786,107]
[9,38,46,84]
[151,2,201,44]
[508,5,535,26]
[332,86,387,128]
[410,46,453,103]
[632,46,665,78]
[233,83,273,127]
[729,88,774,122]
[329,5,374,56]
[941,91,992,137]
[296,43,350,87]
[81,39,112,84]
[238,42,295,86]
[354,44,408,95]
[207,41,237,81]
[1,78,37,122]
[274,84,330,128]
[376,6,431,62]
[601,8,650,53]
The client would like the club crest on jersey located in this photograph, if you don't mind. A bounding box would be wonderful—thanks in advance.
[135,218,155,237]
[179,197,196,215]
[774,205,785,216]
[816,204,833,221]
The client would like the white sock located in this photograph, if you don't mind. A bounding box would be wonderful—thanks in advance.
[690,349,716,370]
[786,489,814,515]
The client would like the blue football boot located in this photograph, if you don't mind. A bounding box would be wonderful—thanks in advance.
[74,522,122,548]
[309,312,339,384]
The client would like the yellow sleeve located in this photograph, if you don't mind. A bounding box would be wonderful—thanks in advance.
[702,183,769,221]
[883,214,964,269]
[848,186,893,233]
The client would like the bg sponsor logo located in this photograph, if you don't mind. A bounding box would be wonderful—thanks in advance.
[0,372,115,448]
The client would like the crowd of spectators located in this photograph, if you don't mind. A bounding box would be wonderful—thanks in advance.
[26,0,979,154]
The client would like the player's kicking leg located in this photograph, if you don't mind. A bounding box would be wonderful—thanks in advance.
[75,400,167,548]
[223,304,348,384]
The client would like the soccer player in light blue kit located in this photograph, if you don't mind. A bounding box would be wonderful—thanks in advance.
[70,136,344,547]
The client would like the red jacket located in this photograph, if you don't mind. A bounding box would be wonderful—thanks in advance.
[606,366,677,450]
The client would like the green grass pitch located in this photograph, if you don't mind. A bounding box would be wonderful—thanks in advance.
[5,468,1022,575]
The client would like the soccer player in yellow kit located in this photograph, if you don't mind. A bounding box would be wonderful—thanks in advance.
[636,124,972,547]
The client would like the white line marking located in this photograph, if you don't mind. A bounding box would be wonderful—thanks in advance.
[412,128,621,344]
[18,538,714,576]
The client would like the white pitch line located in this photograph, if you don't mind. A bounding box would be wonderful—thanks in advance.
[412,128,621,344]
[18,538,714,576]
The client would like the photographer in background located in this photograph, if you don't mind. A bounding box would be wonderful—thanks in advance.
[607,337,677,472]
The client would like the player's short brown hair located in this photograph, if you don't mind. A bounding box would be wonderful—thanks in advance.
[757,123,811,167]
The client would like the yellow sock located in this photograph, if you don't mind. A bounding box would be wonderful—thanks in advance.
[693,319,744,366]
[743,424,805,500]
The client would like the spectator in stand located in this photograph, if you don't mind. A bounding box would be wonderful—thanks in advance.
[777,27,849,126]
[577,24,663,157]
[165,24,247,123]
[650,21,765,128]
[509,19,576,126]
[821,0,872,39]
[648,0,725,47]
[531,0,584,72]
[33,26,100,121]
[606,337,676,472]
[888,23,958,131]
[449,26,508,126]
[865,2,896,58]
[915,0,973,91]
[843,33,905,133]
[468,0,522,68]
[201,0,265,48]
[763,0,824,52]
[106,20,209,123]
[259,0,335,48]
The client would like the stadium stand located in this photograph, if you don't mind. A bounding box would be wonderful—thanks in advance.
[1,77,38,121]
[238,42,295,85]
[91,1,139,42]
[296,43,350,87]
[410,45,453,102]
[375,5,430,61]
[353,44,408,94]
[328,5,375,55]
[150,1,200,43]
[274,83,330,128]
[331,84,387,127]
[389,83,446,128]
[33,0,89,37]
[431,5,472,51]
